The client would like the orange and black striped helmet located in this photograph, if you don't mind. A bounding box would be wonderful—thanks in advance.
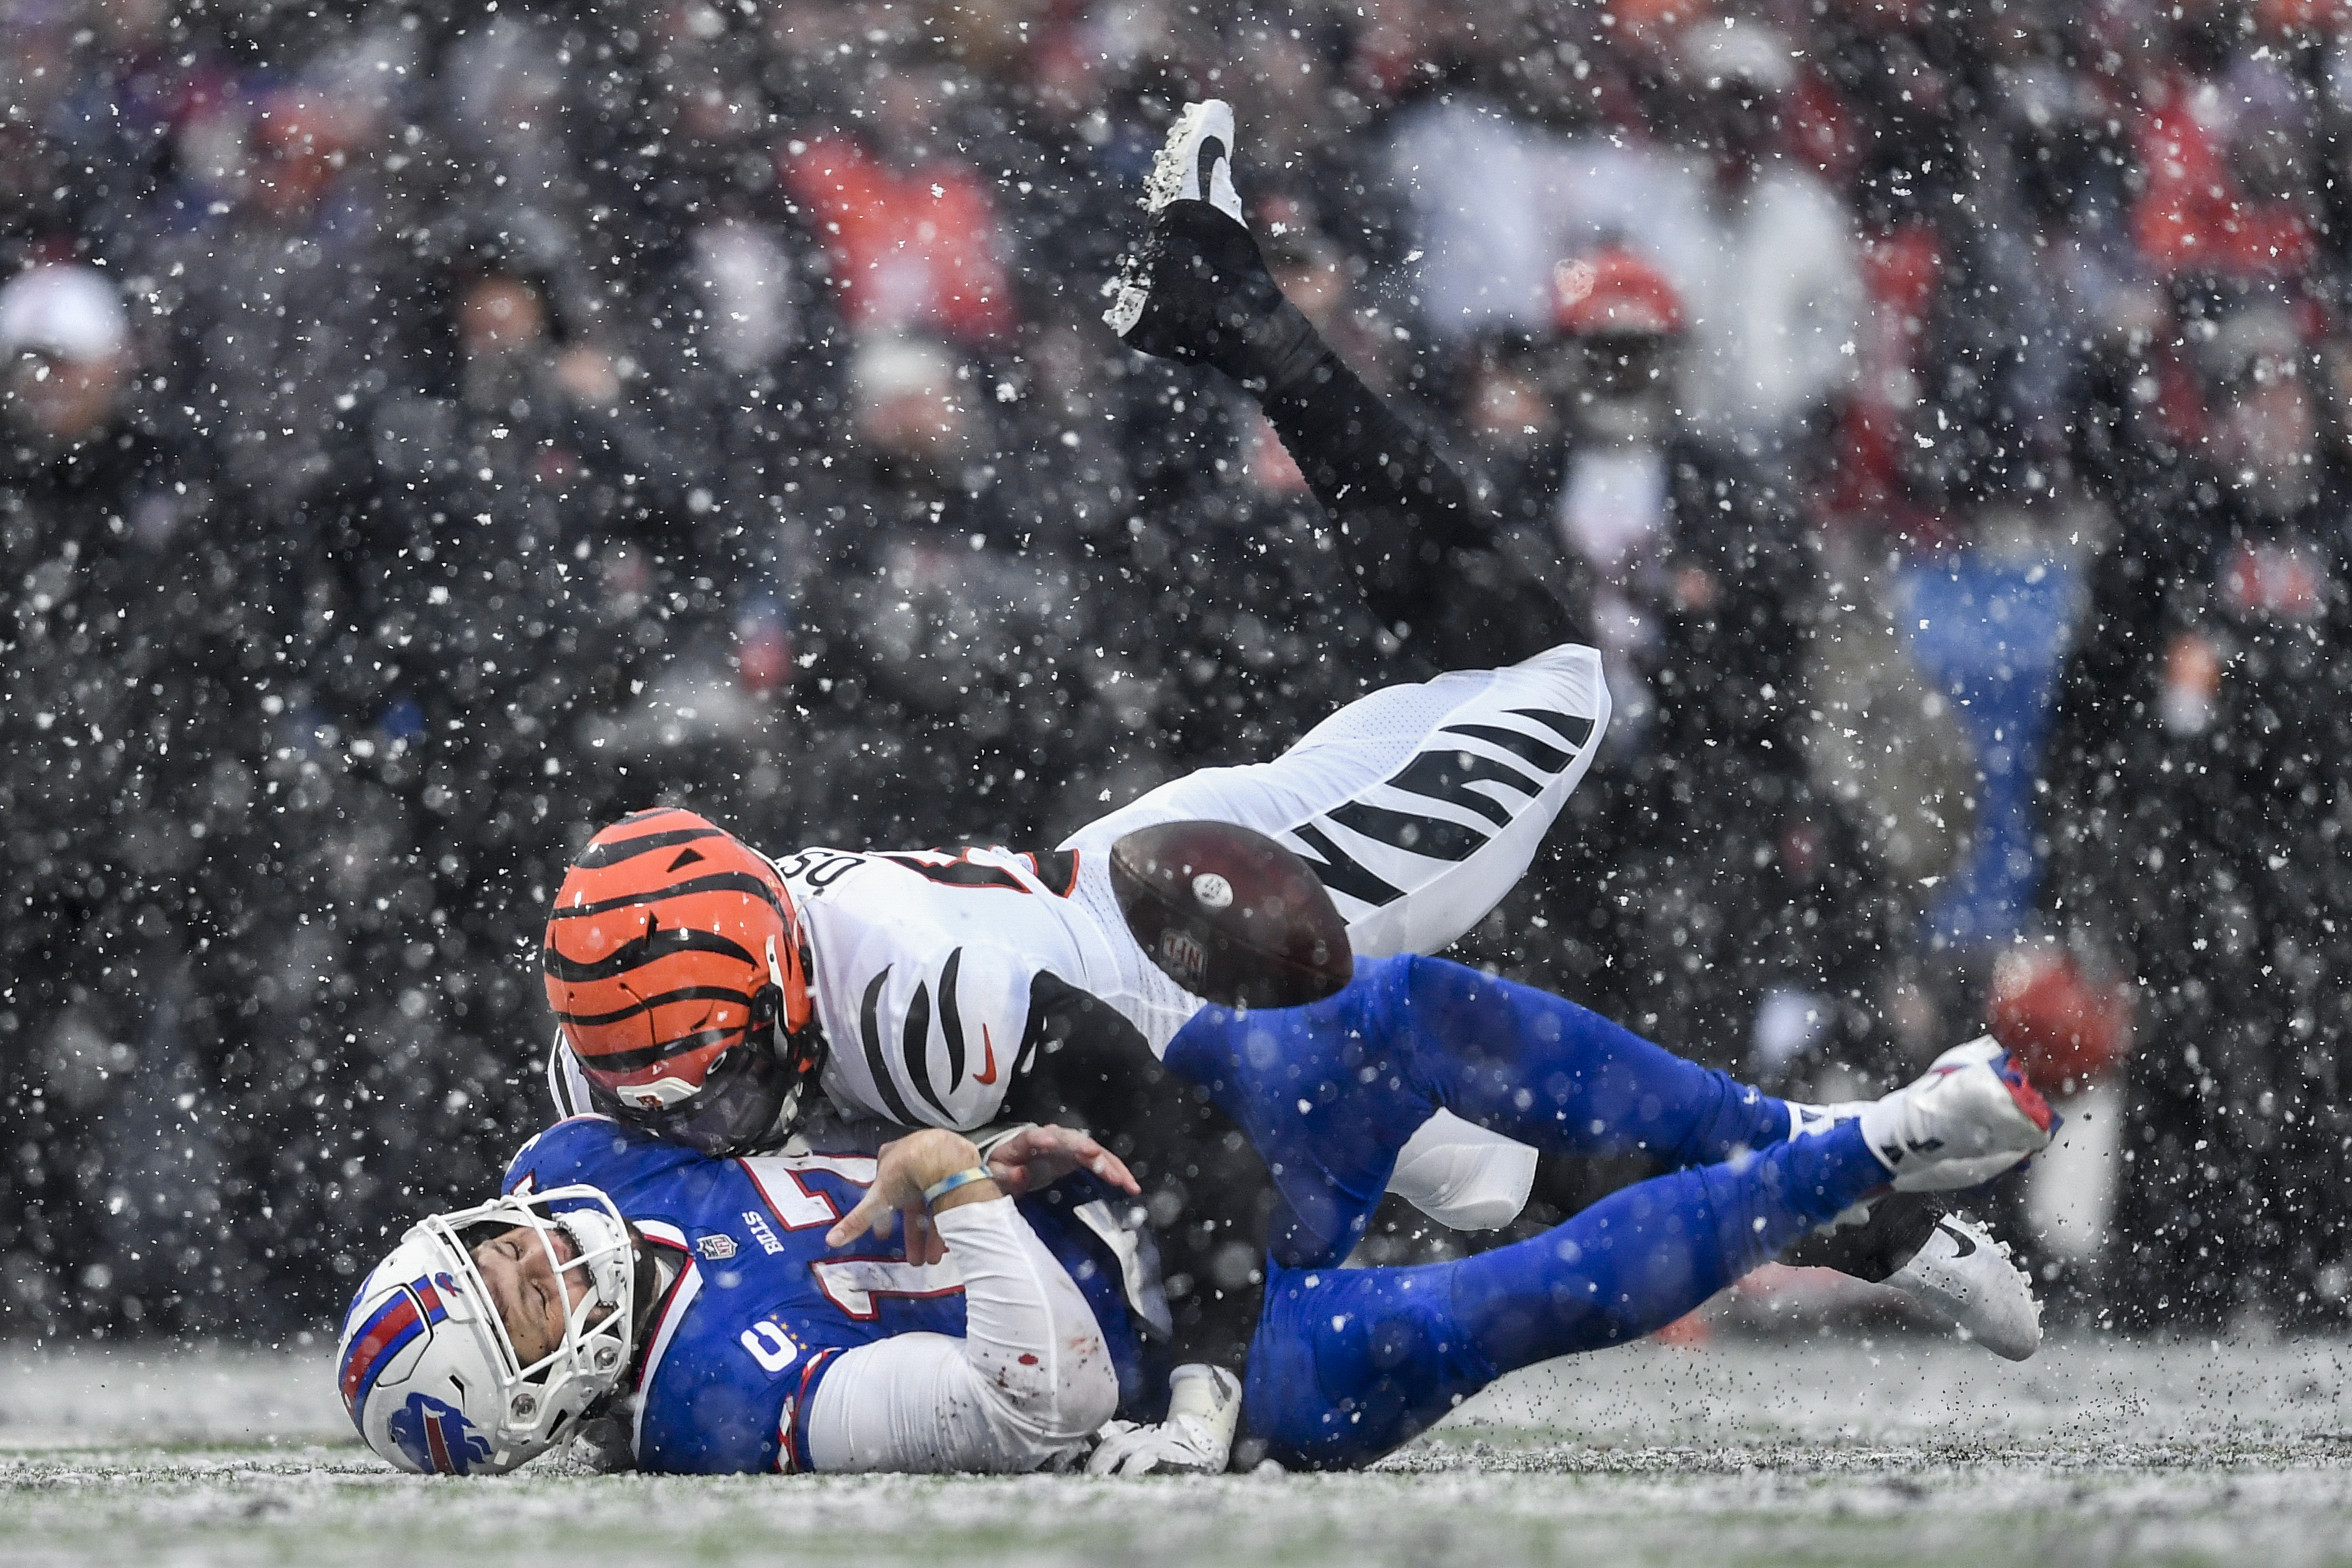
[543,809,816,1134]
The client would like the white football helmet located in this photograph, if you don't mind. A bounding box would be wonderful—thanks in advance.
[337,1185,638,1475]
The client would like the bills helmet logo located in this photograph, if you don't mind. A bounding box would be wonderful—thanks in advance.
[388,1391,495,1475]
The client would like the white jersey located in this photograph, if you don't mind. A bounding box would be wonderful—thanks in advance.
[773,843,1201,1132]
[552,643,1612,1229]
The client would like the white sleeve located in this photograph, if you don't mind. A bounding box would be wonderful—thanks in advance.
[800,1197,1119,1473]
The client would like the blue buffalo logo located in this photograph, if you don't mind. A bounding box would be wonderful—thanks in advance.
[387,1391,495,1475]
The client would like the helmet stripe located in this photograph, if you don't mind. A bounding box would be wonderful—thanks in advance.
[339,1285,443,1419]
[547,871,791,926]
[542,925,758,984]
[573,826,728,869]
[580,1024,745,1074]
[552,984,758,1031]
[340,1294,418,1417]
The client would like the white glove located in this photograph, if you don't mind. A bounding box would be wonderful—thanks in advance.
[1085,1363,1241,1476]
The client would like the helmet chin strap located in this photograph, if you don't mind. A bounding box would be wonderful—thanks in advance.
[761,929,823,1144]
[552,1205,634,1314]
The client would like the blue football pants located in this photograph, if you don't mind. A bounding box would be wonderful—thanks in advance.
[1161,954,1891,1468]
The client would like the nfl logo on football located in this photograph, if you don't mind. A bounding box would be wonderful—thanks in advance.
[1158,928,1209,988]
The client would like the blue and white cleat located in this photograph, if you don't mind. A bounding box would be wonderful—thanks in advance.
[1857,1036,2058,1192]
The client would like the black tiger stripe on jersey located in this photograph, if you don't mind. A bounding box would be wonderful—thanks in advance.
[547,1031,579,1118]
[552,984,759,1031]
[1437,721,1575,774]
[1286,823,1406,910]
[542,924,760,984]
[573,825,730,869]
[901,981,949,1119]
[938,947,967,1088]
[1029,850,1079,896]
[1508,708,1594,749]
[879,853,1028,892]
[1325,799,1490,862]
[859,969,922,1126]
[1382,748,1544,827]
[547,871,793,925]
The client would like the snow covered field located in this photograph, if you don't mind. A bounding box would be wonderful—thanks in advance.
[3,1332,2349,1568]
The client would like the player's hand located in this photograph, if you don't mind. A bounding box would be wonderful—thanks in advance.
[826,1128,987,1263]
[1086,1364,1241,1476]
[1084,1415,1230,1476]
[985,1124,1140,1200]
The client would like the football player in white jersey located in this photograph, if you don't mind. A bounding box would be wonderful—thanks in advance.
[534,103,2044,1472]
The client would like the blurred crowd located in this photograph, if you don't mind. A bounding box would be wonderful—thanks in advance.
[5,0,2352,1342]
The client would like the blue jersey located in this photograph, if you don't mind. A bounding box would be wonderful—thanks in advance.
[502,1117,1148,1474]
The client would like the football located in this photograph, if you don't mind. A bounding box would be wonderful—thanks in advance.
[1107,819,1353,1009]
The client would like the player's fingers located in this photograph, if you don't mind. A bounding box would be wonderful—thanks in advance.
[1070,1135,1140,1194]
[984,1145,1034,1198]
[904,1204,950,1266]
[825,1189,895,1248]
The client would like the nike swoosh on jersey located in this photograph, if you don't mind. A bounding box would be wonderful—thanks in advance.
[973,1024,999,1085]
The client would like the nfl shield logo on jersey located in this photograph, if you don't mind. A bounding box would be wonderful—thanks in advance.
[697,1233,740,1261]
[387,1391,495,1475]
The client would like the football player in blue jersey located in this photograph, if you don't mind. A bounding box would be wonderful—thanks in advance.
[340,992,2053,1477]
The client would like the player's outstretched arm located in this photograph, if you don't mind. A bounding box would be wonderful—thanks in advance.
[1107,101,1589,669]
[827,1123,1138,1266]
[807,1129,1120,1474]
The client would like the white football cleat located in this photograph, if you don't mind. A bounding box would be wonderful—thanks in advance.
[1106,101,1259,347]
[1856,1036,2057,1191]
[1881,1211,2043,1362]
[1141,99,1242,222]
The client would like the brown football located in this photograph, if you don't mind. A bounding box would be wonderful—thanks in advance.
[1107,819,1353,1009]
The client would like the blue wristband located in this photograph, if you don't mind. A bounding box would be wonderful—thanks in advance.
[921,1165,996,1207]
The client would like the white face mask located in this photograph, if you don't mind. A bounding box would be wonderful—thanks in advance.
[554,1203,636,1317]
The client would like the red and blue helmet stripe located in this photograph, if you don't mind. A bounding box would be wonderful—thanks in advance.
[338,1274,455,1423]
